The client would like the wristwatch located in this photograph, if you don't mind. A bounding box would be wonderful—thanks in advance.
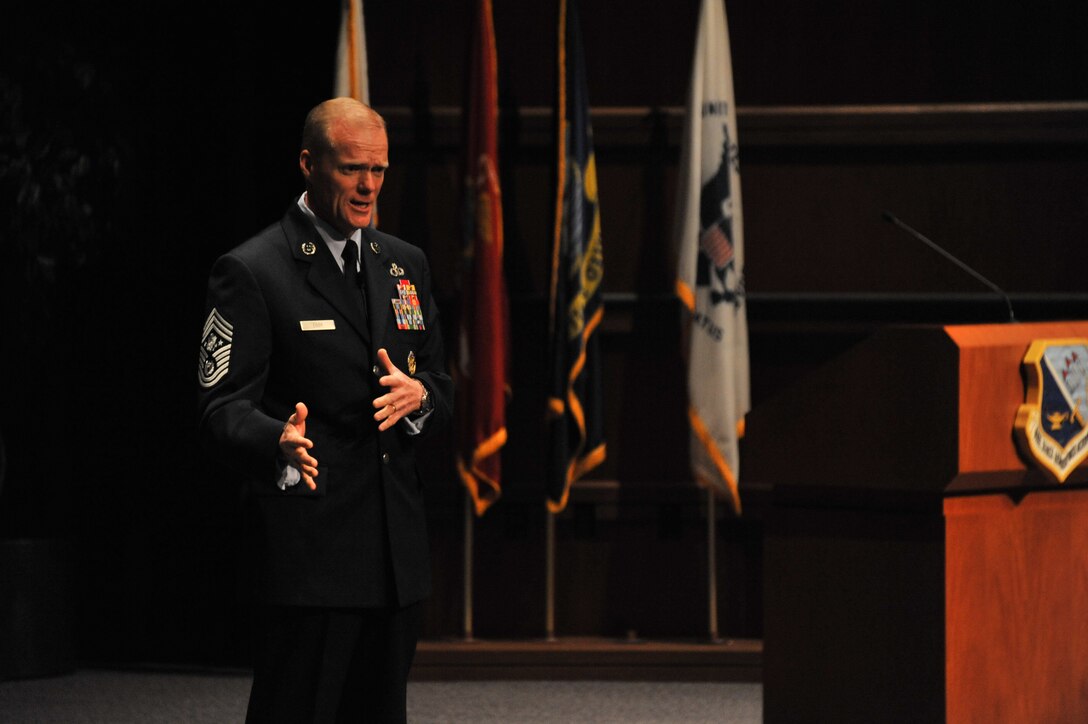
[413,379,433,416]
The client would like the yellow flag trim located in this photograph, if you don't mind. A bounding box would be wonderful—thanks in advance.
[688,405,743,515]
[547,304,605,513]
[458,425,508,516]
[675,278,696,313]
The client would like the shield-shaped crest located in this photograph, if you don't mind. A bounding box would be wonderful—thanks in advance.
[1014,338,1088,482]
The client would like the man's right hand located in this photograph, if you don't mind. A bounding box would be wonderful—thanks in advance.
[279,402,318,490]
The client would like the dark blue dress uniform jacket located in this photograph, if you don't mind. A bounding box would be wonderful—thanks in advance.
[198,203,452,610]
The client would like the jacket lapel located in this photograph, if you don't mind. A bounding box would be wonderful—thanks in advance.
[283,206,371,344]
[361,227,393,346]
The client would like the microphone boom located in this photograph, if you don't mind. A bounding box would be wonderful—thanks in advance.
[881,211,1016,323]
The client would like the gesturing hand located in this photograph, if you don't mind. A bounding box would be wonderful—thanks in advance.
[279,401,318,490]
[372,348,425,432]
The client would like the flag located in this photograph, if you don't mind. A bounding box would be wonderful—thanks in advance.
[334,0,369,103]
[456,0,508,516]
[547,0,605,513]
[673,0,749,514]
[334,0,377,225]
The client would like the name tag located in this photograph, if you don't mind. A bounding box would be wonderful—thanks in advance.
[299,320,336,331]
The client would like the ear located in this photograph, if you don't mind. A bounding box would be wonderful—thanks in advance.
[299,149,313,180]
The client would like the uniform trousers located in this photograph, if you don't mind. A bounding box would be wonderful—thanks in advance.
[245,601,422,724]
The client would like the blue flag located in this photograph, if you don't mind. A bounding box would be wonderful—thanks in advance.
[547,0,605,513]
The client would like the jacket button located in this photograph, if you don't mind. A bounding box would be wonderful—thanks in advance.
[381,452,390,464]
[372,365,381,376]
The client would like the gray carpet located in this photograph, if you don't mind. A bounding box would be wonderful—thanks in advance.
[0,670,762,723]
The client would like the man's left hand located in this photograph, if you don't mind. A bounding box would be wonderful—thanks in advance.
[372,347,424,431]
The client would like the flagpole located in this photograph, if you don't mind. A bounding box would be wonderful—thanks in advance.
[463,492,475,642]
[707,488,722,643]
[545,510,556,641]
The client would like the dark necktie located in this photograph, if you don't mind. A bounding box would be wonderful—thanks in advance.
[342,240,361,286]
[341,241,368,322]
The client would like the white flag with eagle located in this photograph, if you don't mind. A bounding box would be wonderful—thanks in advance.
[673,0,749,514]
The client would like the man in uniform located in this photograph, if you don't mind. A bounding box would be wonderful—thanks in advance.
[198,97,451,722]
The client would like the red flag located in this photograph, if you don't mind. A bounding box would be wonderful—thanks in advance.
[457,0,508,516]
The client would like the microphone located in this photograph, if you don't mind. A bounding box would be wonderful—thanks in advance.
[881,211,1016,322]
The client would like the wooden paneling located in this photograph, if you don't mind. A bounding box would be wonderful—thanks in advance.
[945,490,1088,723]
[379,103,1088,300]
[412,637,761,682]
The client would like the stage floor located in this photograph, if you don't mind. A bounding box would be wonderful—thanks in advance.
[0,671,762,723]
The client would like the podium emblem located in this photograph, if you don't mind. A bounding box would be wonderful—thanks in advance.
[1014,338,1088,482]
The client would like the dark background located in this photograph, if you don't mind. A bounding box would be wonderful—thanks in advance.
[1,0,1086,668]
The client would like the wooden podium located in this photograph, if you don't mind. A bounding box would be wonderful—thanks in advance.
[748,321,1088,724]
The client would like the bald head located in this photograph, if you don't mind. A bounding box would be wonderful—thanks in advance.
[301,97,386,158]
[299,98,389,235]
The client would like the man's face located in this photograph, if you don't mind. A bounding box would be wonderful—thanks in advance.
[300,119,388,236]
